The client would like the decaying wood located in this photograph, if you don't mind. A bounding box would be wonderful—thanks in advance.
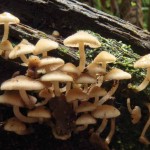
[0,0,150,55]
[9,24,79,64]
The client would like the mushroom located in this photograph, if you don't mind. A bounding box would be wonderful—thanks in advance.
[92,105,120,144]
[128,54,150,92]
[98,68,131,105]
[40,70,73,96]
[0,75,46,108]
[63,31,101,72]
[75,73,97,92]
[75,113,96,132]
[38,57,64,73]
[0,91,25,107]
[9,39,35,64]
[88,86,107,103]
[93,51,116,72]
[139,103,150,145]
[4,117,31,135]
[59,62,80,93]
[0,40,13,59]
[75,101,97,113]
[33,39,59,57]
[27,106,51,124]
[127,98,141,124]
[0,12,20,42]
[66,88,88,110]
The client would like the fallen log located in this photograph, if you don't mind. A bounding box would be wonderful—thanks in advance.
[0,0,150,55]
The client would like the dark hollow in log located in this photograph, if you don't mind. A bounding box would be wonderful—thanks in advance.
[0,0,150,55]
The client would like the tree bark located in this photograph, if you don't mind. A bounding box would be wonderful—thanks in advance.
[0,0,150,55]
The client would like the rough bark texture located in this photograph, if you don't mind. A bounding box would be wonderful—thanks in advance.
[0,0,150,55]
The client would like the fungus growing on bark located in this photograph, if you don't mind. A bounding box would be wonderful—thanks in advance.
[63,31,101,72]
[0,12,20,42]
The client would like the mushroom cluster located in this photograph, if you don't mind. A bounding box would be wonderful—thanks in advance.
[0,12,149,147]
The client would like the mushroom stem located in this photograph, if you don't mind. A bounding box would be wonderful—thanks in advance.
[141,117,150,137]
[35,98,49,107]
[19,90,30,106]
[2,23,9,42]
[96,117,108,134]
[20,54,28,64]
[127,98,132,113]
[97,75,104,87]
[78,42,85,72]
[53,81,60,96]
[98,81,119,105]
[105,118,115,144]
[95,96,99,103]
[19,90,33,108]
[134,68,150,92]
[42,51,47,57]
[13,106,38,123]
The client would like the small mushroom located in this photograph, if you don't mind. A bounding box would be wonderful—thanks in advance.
[33,39,59,57]
[0,40,13,59]
[93,51,116,72]
[128,54,150,92]
[27,106,51,123]
[98,68,131,105]
[88,86,107,103]
[0,12,20,42]
[92,105,120,144]
[66,88,88,110]
[4,117,31,135]
[127,98,141,124]
[1,75,46,108]
[75,113,96,132]
[40,70,73,96]
[64,31,101,72]
[75,73,97,92]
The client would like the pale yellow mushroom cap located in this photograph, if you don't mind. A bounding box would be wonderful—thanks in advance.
[40,71,73,82]
[0,91,25,107]
[63,31,101,48]
[0,12,20,24]
[92,105,120,119]
[86,63,105,75]
[75,102,97,113]
[94,51,116,64]
[27,106,51,118]
[76,114,96,125]
[134,54,150,68]
[33,39,59,55]
[66,88,88,102]
[1,75,46,91]
[88,86,107,98]
[60,63,80,76]
[38,57,64,71]
[104,68,131,81]
[4,117,26,132]
[75,73,97,84]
